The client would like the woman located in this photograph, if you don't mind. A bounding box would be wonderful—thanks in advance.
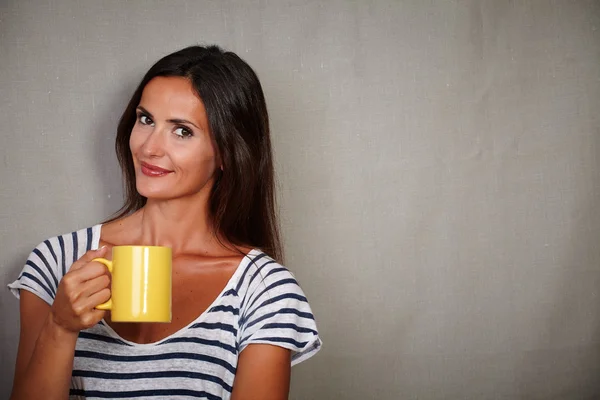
[9,45,321,400]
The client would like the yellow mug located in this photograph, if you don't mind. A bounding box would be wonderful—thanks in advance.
[93,245,172,323]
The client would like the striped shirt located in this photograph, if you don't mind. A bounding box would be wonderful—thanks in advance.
[8,224,321,399]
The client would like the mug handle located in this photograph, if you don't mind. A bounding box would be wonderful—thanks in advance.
[92,257,113,310]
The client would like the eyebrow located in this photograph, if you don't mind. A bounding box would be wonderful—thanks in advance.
[136,106,201,130]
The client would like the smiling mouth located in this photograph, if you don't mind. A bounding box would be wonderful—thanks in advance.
[140,161,173,177]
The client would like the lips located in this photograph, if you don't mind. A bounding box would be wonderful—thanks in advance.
[140,161,172,177]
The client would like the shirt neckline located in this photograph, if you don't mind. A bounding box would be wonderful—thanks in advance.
[89,223,260,347]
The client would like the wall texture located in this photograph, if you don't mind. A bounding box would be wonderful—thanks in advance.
[1,1,599,398]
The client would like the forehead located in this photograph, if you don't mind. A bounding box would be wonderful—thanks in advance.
[140,76,208,126]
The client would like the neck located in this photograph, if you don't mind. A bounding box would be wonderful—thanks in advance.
[137,195,219,255]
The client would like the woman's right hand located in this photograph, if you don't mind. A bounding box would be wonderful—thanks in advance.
[50,246,111,333]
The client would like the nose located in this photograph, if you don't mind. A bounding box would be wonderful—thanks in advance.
[140,128,166,158]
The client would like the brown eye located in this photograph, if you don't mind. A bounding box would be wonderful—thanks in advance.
[139,115,154,126]
[174,126,193,138]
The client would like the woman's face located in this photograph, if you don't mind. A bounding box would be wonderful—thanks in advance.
[130,76,219,202]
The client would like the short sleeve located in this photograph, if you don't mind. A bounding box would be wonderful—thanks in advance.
[8,239,61,306]
[237,263,322,366]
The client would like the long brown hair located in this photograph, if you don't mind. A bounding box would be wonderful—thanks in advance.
[107,45,282,261]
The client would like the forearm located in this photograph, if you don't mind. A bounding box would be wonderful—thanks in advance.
[11,313,78,400]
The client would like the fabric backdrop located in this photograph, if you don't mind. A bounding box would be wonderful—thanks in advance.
[1,1,599,398]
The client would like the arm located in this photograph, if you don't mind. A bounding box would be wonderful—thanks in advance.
[233,261,322,400]
[10,247,110,400]
[231,344,292,400]
[10,292,78,400]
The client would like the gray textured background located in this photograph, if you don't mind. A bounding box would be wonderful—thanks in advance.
[1,1,600,399]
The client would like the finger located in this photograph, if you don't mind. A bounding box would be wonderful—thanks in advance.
[70,247,109,271]
[68,261,109,285]
[86,287,111,309]
[79,308,106,329]
[71,286,110,316]
[84,309,107,327]
[77,274,111,300]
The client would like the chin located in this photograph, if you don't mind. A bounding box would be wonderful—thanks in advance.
[135,174,213,202]
[136,183,176,201]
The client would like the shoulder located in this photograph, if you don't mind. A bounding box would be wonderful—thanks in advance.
[235,250,313,323]
[235,250,302,300]
[26,224,102,278]
[9,224,101,305]
[233,250,322,364]
[34,224,102,256]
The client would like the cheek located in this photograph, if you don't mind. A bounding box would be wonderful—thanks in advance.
[180,146,218,177]
[129,127,143,155]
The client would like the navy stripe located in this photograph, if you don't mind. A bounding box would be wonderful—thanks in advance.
[241,335,309,348]
[20,282,37,292]
[243,292,308,325]
[21,272,54,298]
[71,232,78,264]
[261,322,318,335]
[159,337,237,354]
[190,322,237,335]
[72,370,233,393]
[75,350,236,374]
[78,331,130,346]
[58,235,66,276]
[222,288,238,297]
[69,389,221,400]
[239,260,276,312]
[247,260,276,287]
[208,305,239,316]
[246,278,299,311]
[86,227,93,251]
[234,253,267,293]
[44,239,57,263]
[25,261,56,296]
[245,308,314,330]
[263,266,288,280]
[32,248,58,288]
